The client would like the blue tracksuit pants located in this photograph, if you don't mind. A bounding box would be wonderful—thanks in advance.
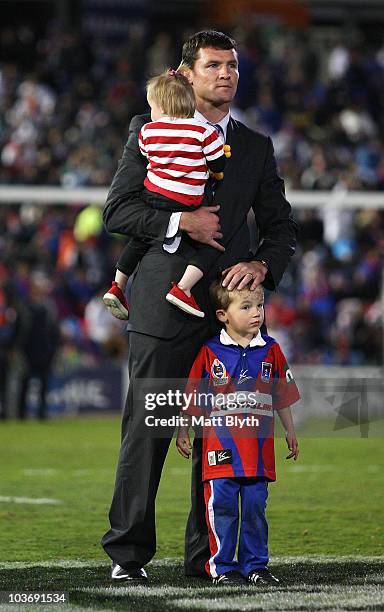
[204,477,269,578]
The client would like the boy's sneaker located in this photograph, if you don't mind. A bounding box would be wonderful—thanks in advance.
[103,282,129,320]
[212,571,245,586]
[247,568,280,586]
[166,283,205,318]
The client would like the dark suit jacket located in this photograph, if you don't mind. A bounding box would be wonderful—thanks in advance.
[103,114,297,338]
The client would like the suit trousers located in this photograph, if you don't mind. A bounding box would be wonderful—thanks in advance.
[101,320,210,570]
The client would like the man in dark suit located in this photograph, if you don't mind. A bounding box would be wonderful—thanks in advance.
[101,30,297,582]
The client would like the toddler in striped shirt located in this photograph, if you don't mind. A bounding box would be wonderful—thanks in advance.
[103,69,231,320]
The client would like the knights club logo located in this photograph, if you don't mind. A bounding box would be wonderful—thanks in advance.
[211,358,228,386]
[261,361,272,382]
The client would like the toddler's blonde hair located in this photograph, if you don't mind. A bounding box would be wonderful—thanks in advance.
[146,70,195,118]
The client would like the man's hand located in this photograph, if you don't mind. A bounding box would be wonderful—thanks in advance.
[285,430,299,461]
[180,206,224,252]
[222,260,268,290]
[176,427,192,459]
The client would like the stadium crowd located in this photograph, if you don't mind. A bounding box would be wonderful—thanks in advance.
[0,20,383,402]
[1,23,384,189]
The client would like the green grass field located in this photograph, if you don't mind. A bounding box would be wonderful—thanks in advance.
[0,416,383,610]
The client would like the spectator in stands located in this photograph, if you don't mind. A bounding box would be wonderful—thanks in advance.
[1,23,383,190]
[15,274,60,419]
[0,275,18,419]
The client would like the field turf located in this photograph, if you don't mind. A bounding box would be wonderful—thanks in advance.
[0,416,383,610]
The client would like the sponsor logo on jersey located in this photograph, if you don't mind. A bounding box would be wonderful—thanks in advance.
[211,358,228,386]
[207,451,217,466]
[217,450,232,464]
[238,369,252,385]
[207,449,233,466]
[261,361,272,382]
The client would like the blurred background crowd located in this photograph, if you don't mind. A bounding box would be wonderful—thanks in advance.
[2,20,384,188]
[0,0,383,416]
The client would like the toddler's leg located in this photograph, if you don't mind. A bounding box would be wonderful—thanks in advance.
[177,265,203,296]
[115,269,129,292]
[165,265,205,318]
[103,239,149,320]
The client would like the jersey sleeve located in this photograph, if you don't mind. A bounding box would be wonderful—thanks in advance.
[202,126,225,162]
[138,125,148,158]
[183,345,211,417]
[272,343,300,410]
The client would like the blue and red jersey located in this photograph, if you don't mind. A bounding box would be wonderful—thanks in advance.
[184,330,300,482]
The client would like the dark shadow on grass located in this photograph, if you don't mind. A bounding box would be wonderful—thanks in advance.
[0,560,383,611]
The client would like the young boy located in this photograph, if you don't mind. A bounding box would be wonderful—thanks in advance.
[176,279,300,586]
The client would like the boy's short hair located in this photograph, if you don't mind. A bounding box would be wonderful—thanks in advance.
[146,70,195,118]
[209,277,264,311]
[181,30,237,69]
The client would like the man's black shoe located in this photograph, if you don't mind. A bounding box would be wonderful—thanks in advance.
[111,563,148,581]
[247,568,280,586]
[212,571,245,585]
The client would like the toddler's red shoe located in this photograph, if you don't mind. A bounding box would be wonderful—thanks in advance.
[103,281,129,320]
[166,283,205,318]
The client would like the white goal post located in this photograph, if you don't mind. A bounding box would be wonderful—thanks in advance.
[0,186,383,209]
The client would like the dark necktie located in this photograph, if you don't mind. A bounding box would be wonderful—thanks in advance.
[211,123,224,139]
[205,123,224,199]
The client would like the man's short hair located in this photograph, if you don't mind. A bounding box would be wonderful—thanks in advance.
[181,30,237,69]
[210,277,264,312]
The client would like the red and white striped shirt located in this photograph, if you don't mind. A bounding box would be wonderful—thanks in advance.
[138,117,224,206]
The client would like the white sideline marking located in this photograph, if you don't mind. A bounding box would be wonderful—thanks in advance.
[20,465,381,477]
[0,558,182,570]
[82,586,208,598]
[0,560,106,569]
[22,468,113,477]
[0,555,382,570]
[287,464,381,473]
[71,469,113,477]
[168,467,190,476]
[0,496,62,505]
[172,586,384,610]
[23,469,58,476]
[367,465,380,473]
[286,464,336,472]
[77,584,384,610]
